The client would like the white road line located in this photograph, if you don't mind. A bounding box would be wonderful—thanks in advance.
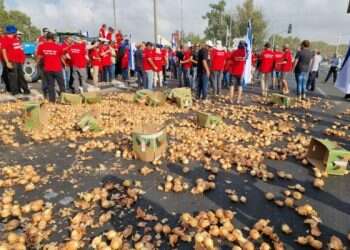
[316,87,328,97]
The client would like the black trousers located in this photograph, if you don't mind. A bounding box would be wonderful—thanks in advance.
[325,66,338,83]
[307,71,318,91]
[7,63,30,95]
[45,71,65,102]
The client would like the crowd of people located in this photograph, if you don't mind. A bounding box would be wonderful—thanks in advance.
[0,23,344,103]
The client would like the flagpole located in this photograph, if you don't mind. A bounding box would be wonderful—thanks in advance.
[154,0,159,44]
[113,0,117,29]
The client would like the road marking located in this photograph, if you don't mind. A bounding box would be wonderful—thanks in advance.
[316,87,327,97]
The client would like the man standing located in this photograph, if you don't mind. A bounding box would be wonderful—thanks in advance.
[259,42,275,97]
[307,50,322,91]
[99,24,107,39]
[272,46,283,90]
[2,25,30,96]
[62,36,73,90]
[210,40,226,96]
[280,44,293,95]
[153,46,164,88]
[36,32,65,102]
[197,41,211,100]
[229,41,246,104]
[180,44,192,88]
[37,28,49,44]
[142,42,157,89]
[134,43,145,88]
[294,40,313,100]
[67,37,89,93]
[325,53,341,83]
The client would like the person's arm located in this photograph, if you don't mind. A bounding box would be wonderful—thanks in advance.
[2,49,12,69]
[148,57,157,70]
[203,59,210,77]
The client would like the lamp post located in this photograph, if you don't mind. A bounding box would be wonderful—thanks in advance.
[154,0,159,44]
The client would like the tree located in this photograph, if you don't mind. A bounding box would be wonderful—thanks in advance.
[183,33,204,45]
[0,0,40,42]
[203,0,233,45]
[203,0,267,47]
[235,0,267,46]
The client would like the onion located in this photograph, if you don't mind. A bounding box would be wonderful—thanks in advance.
[313,178,325,189]
[71,229,83,241]
[265,192,274,201]
[110,236,123,250]
[162,225,171,234]
[154,223,163,233]
[259,242,271,250]
[105,230,117,240]
[242,241,254,250]
[7,232,18,244]
[292,192,303,200]
[204,237,214,249]
[284,198,294,208]
[328,235,344,250]
[296,236,308,245]
[281,224,292,234]
[249,229,260,240]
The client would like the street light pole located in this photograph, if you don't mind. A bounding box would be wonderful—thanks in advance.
[113,0,117,29]
[154,0,159,44]
[180,0,184,44]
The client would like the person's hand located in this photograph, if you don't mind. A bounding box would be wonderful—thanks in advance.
[206,71,210,78]
[6,62,13,69]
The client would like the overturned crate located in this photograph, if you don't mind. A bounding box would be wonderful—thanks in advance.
[134,90,153,104]
[61,93,83,105]
[146,91,166,107]
[132,124,168,162]
[24,101,47,131]
[270,93,295,107]
[306,138,350,176]
[168,88,192,108]
[197,112,223,129]
[81,92,102,104]
[175,96,193,109]
[77,113,102,132]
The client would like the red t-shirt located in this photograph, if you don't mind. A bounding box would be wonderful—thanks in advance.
[143,48,155,71]
[106,32,113,42]
[37,35,46,44]
[36,41,63,72]
[68,42,87,68]
[121,47,129,69]
[259,49,275,73]
[100,45,112,67]
[99,27,106,38]
[115,32,123,46]
[273,50,284,72]
[0,36,3,61]
[2,35,25,64]
[224,51,232,72]
[153,49,163,72]
[211,48,226,71]
[230,48,246,77]
[61,42,72,66]
[161,48,168,66]
[281,49,293,72]
[182,50,192,69]
[91,48,102,67]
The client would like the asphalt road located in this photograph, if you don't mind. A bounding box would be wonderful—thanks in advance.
[0,69,349,249]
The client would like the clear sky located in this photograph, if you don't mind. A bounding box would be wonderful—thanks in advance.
[5,0,350,45]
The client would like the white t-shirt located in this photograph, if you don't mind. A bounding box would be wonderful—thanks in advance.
[311,54,322,72]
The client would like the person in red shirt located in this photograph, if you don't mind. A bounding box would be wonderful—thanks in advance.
[210,41,226,95]
[223,49,232,88]
[61,36,73,90]
[272,46,284,90]
[280,44,293,95]
[106,27,114,42]
[37,27,49,44]
[99,24,107,39]
[115,31,123,46]
[100,40,113,82]
[153,46,164,88]
[2,25,30,95]
[180,44,192,88]
[67,37,88,93]
[121,45,129,81]
[259,42,275,97]
[36,32,66,102]
[143,42,157,89]
[90,41,102,85]
[230,41,246,104]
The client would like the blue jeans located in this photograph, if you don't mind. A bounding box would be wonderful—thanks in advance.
[145,70,154,90]
[122,68,128,80]
[182,68,191,87]
[295,72,308,96]
[197,74,209,100]
[111,64,116,80]
[103,65,113,82]
[63,67,71,90]
[0,62,3,85]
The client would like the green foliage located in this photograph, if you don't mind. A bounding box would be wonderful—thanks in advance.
[0,0,40,42]
[203,0,267,47]
[183,32,204,45]
[269,34,348,59]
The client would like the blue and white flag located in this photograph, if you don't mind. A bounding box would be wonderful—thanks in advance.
[171,33,177,49]
[242,20,253,87]
[128,34,136,71]
[335,41,350,94]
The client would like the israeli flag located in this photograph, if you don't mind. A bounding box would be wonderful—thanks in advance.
[129,34,136,71]
[171,33,176,49]
[242,20,253,87]
[335,42,350,94]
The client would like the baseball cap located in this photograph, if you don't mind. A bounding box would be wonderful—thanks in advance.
[5,25,17,34]
[206,40,213,47]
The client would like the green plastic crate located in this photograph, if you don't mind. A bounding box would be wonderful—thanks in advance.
[24,101,43,130]
[134,90,153,104]
[175,96,192,109]
[146,92,166,107]
[61,93,83,105]
[132,125,168,162]
[307,138,350,176]
[270,93,295,107]
[77,113,102,132]
[167,88,192,100]
[81,92,102,104]
[197,112,223,129]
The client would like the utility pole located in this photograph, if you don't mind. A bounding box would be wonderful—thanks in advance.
[154,0,159,44]
[113,0,117,28]
[180,0,184,44]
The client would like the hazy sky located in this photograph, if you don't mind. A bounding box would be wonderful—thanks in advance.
[5,0,350,44]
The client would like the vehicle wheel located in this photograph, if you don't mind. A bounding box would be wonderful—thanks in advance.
[23,56,40,83]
